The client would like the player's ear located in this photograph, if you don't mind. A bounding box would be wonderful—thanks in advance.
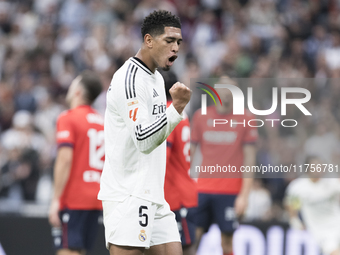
[144,34,153,48]
[75,83,85,99]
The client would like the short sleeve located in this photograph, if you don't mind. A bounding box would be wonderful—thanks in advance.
[56,113,75,148]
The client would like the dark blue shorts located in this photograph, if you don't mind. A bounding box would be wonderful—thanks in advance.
[190,193,238,234]
[174,208,196,246]
[52,209,102,251]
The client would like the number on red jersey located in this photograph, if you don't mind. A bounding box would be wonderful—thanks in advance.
[87,129,105,170]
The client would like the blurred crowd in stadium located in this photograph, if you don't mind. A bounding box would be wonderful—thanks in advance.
[0,0,340,223]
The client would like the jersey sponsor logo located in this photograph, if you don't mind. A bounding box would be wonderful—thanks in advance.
[129,108,138,122]
[203,131,237,144]
[153,88,159,98]
[125,63,138,99]
[86,113,104,125]
[138,230,147,242]
[83,170,101,183]
[57,130,70,139]
[152,103,166,115]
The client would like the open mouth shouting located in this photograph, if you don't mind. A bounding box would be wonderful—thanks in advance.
[167,55,178,67]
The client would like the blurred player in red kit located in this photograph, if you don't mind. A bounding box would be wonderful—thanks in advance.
[161,71,198,255]
[191,77,257,255]
[48,70,104,255]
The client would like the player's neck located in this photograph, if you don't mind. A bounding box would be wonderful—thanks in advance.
[135,49,156,73]
[70,98,88,109]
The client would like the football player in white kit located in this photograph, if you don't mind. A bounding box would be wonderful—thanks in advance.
[285,156,340,255]
[98,10,191,255]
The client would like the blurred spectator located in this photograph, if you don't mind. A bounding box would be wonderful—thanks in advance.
[323,30,340,70]
[59,0,89,35]
[56,25,82,56]
[248,0,278,40]
[1,110,47,155]
[304,25,331,67]
[14,75,37,113]
[0,148,40,201]
[33,90,64,145]
[0,82,15,132]
[0,1,12,36]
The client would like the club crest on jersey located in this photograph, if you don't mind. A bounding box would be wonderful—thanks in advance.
[139,230,147,242]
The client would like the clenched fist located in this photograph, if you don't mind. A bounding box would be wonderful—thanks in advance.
[169,82,191,114]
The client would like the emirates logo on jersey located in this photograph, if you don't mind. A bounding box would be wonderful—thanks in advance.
[152,103,166,115]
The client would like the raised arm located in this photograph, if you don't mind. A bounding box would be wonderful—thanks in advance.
[112,80,191,154]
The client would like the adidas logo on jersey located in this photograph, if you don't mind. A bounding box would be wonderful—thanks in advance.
[153,89,159,98]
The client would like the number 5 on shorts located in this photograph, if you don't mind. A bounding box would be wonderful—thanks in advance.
[139,206,148,227]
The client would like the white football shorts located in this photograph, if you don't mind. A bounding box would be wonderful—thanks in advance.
[102,195,181,249]
[314,228,340,254]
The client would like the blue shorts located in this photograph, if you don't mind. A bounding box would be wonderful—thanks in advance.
[174,208,196,246]
[52,209,102,251]
[190,193,238,234]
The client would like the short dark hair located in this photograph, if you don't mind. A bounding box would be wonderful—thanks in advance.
[305,155,320,165]
[79,70,103,104]
[141,10,181,39]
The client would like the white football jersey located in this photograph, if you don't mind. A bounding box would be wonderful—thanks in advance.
[98,57,183,204]
[286,178,340,236]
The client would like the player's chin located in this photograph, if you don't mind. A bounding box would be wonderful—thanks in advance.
[160,58,176,71]
[161,65,171,71]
